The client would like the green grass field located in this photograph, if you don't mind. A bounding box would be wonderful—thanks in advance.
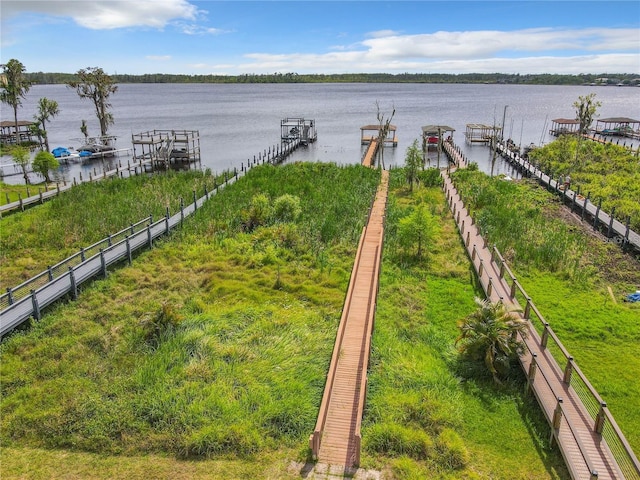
[1,162,633,478]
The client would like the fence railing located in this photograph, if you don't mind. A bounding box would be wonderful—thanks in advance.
[445,169,639,479]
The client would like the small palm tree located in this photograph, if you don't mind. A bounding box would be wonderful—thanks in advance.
[456,297,528,383]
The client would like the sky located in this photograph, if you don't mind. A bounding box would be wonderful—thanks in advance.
[1,0,639,76]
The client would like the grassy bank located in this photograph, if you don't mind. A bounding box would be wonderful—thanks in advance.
[0,170,216,289]
[451,168,640,453]
[360,169,569,479]
[529,137,640,232]
[0,163,380,476]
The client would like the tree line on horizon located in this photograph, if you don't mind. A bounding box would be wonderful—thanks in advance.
[24,71,640,86]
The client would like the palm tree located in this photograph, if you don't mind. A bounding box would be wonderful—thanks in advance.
[0,59,31,144]
[456,297,528,383]
[34,97,60,152]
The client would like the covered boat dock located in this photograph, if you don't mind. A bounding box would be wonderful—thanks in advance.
[549,118,581,136]
[464,123,501,144]
[594,117,640,138]
[421,124,455,151]
[360,124,398,146]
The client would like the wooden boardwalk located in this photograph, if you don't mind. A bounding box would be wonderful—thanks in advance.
[495,141,640,252]
[310,169,389,468]
[442,165,639,479]
[361,137,379,167]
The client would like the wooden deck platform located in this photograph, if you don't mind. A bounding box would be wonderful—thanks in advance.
[310,169,389,468]
[441,158,639,479]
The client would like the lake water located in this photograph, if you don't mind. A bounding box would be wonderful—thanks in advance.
[2,82,639,184]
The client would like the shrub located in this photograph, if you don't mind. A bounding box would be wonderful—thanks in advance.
[273,194,302,223]
[241,193,272,231]
[417,168,441,187]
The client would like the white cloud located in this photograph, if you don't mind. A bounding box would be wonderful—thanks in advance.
[233,27,640,74]
[2,0,199,29]
[358,28,640,60]
[179,24,232,35]
[365,29,402,39]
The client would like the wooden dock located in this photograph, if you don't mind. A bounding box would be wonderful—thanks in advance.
[361,138,379,167]
[442,157,640,480]
[310,169,388,468]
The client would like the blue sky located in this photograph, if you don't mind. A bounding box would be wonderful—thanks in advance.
[2,1,639,75]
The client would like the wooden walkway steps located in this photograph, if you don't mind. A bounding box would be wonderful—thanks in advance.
[494,141,640,252]
[310,169,389,468]
[361,137,379,168]
[442,167,640,480]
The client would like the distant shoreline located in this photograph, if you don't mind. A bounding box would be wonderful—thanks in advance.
[25,72,640,87]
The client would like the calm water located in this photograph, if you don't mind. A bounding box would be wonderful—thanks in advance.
[3,83,639,184]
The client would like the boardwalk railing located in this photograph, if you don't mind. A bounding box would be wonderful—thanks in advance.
[489,246,640,480]
[445,169,640,480]
[1,137,303,338]
[310,225,367,459]
[494,141,639,253]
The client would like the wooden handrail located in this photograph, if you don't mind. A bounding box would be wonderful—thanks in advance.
[444,168,640,478]
[310,225,367,459]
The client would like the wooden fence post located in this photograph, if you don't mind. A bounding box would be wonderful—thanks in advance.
[100,249,107,277]
[524,298,531,319]
[526,353,537,392]
[593,199,601,230]
[594,402,607,435]
[47,266,54,282]
[563,357,574,384]
[69,266,78,300]
[126,235,132,265]
[541,322,550,349]
[6,287,14,306]
[31,289,41,320]
[550,398,563,445]
[607,206,616,238]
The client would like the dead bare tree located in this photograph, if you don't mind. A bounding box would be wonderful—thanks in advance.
[375,100,395,169]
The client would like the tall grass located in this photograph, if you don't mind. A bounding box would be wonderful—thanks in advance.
[0,163,380,470]
[0,170,216,288]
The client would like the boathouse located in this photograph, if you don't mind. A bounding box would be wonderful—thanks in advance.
[549,118,580,136]
[595,117,640,138]
[131,130,201,170]
[360,124,398,146]
[421,124,455,151]
[281,118,317,145]
[0,120,39,146]
[464,123,501,144]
